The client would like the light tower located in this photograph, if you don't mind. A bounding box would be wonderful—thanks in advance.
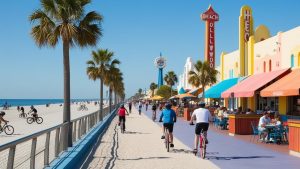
[154,53,166,88]
[201,5,219,68]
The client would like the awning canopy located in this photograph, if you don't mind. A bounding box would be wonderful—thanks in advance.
[222,68,290,98]
[205,77,240,98]
[188,88,203,96]
[261,68,300,97]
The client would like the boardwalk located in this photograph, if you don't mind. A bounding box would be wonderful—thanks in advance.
[84,107,218,169]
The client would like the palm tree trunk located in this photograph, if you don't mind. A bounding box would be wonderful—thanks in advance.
[202,86,205,102]
[114,91,117,109]
[170,85,173,97]
[62,40,72,149]
[109,87,112,113]
[100,79,103,121]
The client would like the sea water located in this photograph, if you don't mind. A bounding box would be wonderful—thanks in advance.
[0,99,100,107]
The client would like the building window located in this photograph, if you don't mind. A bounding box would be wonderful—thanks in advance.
[269,60,272,72]
[291,54,295,67]
[263,61,266,72]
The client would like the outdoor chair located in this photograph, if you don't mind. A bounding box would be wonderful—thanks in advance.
[218,118,228,130]
[250,121,261,142]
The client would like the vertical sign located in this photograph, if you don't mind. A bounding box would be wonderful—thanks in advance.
[239,6,253,76]
[201,5,219,68]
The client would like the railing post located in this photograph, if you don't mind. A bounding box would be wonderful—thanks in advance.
[30,138,37,169]
[7,146,16,169]
[44,132,50,167]
[78,119,82,139]
[55,128,60,157]
[73,121,77,142]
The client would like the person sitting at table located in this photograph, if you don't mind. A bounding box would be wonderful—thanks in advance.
[246,108,255,115]
[258,112,271,142]
[223,107,229,118]
[217,107,224,120]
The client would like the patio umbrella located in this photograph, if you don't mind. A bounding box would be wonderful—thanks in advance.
[150,95,163,100]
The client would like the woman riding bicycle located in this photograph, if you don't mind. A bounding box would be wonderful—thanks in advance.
[190,102,212,154]
[118,104,129,131]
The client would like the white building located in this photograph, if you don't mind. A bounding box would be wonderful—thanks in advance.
[177,57,195,91]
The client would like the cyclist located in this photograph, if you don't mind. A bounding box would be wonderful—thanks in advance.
[128,102,132,113]
[159,103,177,148]
[19,106,26,117]
[152,103,157,120]
[190,102,212,154]
[28,106,38,118]
[0,111,9,128]
[118,104,129,131]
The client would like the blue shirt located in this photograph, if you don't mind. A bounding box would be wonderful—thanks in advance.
[160,108,176,124]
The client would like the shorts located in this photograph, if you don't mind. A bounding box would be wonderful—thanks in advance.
[163,123,174,133]
[119,116,125,122]
[195,123,209,135]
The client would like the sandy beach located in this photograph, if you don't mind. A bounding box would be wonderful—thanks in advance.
[84,106,219,169]
[0,102,106,145]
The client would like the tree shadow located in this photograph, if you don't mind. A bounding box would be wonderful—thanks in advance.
[206,155,274,160]
[118,156,170,161]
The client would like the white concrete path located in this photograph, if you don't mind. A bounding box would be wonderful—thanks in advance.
[85,107,219,169]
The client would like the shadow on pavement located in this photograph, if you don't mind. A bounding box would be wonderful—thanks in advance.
[118,156,170,161]
[171,148,193,154]
[125,131,151,134]
[207,155,274,160]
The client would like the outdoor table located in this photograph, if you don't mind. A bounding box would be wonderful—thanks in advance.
[265,124,276,141]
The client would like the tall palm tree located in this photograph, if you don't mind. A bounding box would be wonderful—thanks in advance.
[188,60,218,100]
[29,0,102,149]
[87,49,115,121]
[105,61,121,112]
[138,88,143,96]
[150,82,158,97]
[164,71,178,96]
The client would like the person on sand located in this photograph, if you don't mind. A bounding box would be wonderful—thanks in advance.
[0,111,9,127]
[159,103,177,148]
[118,104,129,131]
[28,106,38,118]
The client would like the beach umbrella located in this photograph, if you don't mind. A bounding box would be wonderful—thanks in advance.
[178,93,197,99]
[150,95,163,100]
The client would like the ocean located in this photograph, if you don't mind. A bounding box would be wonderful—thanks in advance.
[0,99,100,107]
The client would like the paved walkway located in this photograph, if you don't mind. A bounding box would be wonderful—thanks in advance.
[142,106,300,169]
[83,106,219,169]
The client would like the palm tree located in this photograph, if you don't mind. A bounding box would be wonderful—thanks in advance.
[29,0,102,149]
[138,88,143,98]
[105,60,121,112]
[164,71,178,96]
[150,83,158,97]
[188,60,218,100]
[87,49,116,121]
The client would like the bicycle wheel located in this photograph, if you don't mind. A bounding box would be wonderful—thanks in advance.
[200,136,206,159]
[4,125,14,135]
[165,131,169,152]
[36,117,43,124]
[27,117,34,124]
[120,121,124,134]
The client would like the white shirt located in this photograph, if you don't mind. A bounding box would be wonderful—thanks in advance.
[192,108,211,123]
[258,115,270,129]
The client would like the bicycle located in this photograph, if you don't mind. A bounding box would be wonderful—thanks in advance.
[164,127,170,152]
[190,122,207,159]
[0,123,14,135]
[27,115,43,124]
[77,105,88,111]
[19,112,27,118]
[120,119,125,134]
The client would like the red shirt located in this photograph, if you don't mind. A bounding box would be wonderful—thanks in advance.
[118,108,126,116]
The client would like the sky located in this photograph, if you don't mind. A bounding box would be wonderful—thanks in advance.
[0,0,300,99]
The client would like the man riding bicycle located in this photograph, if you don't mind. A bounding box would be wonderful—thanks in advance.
[190,102,212,154]
[118,104,129,131]
[0,111,9,128]
[28,106,38,118]
[159,103,177,148]
[152,103,157,120]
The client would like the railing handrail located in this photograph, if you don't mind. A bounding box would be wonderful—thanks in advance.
[0,107,107,152]
[0,123,65,152]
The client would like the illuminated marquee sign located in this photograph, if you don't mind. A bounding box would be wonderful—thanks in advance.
[201,5,219,68]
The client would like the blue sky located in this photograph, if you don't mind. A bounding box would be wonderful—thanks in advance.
[0,0,299,99]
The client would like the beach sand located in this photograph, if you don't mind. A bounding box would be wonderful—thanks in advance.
[0,103,105,145]
[85,107,219,169]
